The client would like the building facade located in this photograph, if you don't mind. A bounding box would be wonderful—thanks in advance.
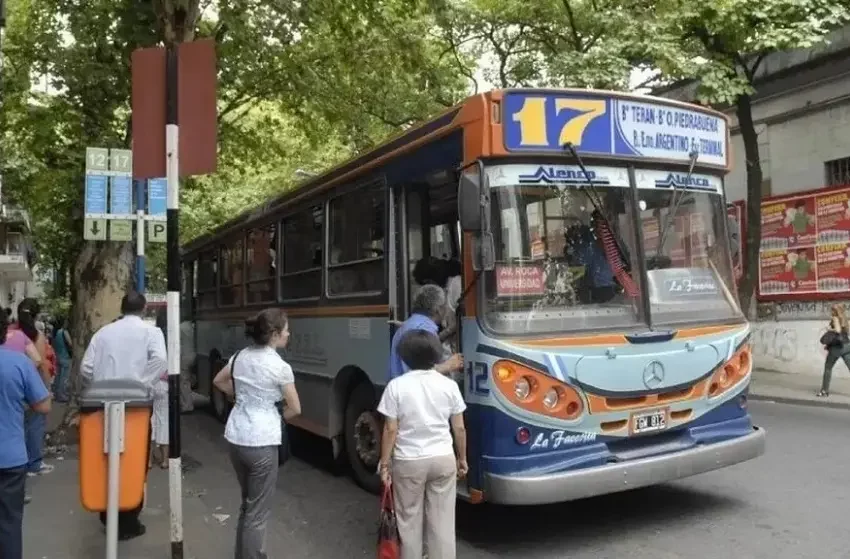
[657,26,850,378]
[0,205,37,314]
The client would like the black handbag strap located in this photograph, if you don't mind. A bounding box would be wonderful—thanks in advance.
[230,349,243,398]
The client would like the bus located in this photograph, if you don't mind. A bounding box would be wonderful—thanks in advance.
[180,88,765,505]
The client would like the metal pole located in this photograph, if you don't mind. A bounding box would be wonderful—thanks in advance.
[105,401,124,559]
[165,43,183,559]
[135,179,145,293]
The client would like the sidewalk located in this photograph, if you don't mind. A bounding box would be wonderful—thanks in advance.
[750,368,850,410]
[23,449,233,558]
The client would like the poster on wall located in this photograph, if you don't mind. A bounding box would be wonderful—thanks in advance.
[815,190,850,244]
[759,247,817,295]
[815,243,850,292]
[758,184,850,300]
[761,196,817,250]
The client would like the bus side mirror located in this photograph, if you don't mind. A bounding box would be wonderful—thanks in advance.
[472,231,495,272]
[459,173,483,232]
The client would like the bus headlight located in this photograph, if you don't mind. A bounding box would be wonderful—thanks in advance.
[492,360,585,421]
[515,377,532,400]
[542,387,559,410]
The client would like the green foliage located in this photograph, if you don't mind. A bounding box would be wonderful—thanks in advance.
[434,0,643,90]
[643,0,850,104]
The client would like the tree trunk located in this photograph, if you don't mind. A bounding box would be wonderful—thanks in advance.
[735,93,763,319]
[54,241,133,437]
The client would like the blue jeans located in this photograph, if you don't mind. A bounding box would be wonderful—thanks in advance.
[0,466,26,559]
[24,414,45,474]
[52,359,71,402]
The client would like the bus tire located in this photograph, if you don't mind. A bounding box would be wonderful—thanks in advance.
[344,382,381,495]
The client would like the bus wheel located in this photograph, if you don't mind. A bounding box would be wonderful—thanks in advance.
[344,383,381,494]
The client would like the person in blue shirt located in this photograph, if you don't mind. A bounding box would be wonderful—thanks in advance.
[388,284,463,381]
[0,307,52,559]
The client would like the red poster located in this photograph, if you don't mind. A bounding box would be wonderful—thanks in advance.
[759,247,817,295]
[727,203,744,281]
[761,197,816,250]
[495,265,545,297]
[815,191,850,244]
[815,243,850,292]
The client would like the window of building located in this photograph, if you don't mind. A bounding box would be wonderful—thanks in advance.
[219,238,244,307]
[826,157,850,188]
[328,182,385,295]
[246,224,277,304]
[281,205,323,300]
[196,251,218,309]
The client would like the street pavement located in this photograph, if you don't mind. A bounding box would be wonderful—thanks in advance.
[24,400,850,558]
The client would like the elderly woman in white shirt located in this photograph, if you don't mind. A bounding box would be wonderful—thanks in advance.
[377,329,468,559]
[213,308,301,559]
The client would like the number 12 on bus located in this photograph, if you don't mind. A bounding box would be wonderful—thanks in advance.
[181,88,764,506]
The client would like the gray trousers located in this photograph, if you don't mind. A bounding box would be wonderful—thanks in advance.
[822,345,850,392]
[392,454,457,559]
[229,444,278,559]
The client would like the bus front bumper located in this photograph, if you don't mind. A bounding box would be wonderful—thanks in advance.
[483,426,766,506]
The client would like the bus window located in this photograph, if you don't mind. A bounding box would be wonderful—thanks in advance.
[328,183,385,296]
[219,238,244,307]
[197,250,217,309]
[281,205,323,301]
[181,260,194,315]
[246,224,277,304]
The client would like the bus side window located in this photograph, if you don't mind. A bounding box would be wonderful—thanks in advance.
[328,182,385,296]
[281,206,323,301]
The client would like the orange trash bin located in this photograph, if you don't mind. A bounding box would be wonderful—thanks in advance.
[78,379,153,512]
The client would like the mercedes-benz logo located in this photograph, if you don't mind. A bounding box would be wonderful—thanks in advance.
[642,361,665,389]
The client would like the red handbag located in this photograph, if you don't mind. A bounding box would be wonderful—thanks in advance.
[377,483,401,559]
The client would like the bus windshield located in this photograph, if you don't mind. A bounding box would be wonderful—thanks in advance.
[482,164,742,336]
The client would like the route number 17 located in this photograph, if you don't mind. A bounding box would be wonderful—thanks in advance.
[511,97,607,148]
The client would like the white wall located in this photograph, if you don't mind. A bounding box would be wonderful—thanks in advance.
[723,71,850,202]
[752,320,827,376]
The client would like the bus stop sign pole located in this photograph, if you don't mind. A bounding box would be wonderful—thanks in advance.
[104,401,125,559]
[165,43,184,559]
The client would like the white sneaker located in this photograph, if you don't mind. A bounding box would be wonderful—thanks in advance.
[27,463,54,477]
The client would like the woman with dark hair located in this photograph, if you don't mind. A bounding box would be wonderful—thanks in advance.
[51,317,73,403]
[9,299,54,477]
[212,308,302,559]
[378,329,467,559]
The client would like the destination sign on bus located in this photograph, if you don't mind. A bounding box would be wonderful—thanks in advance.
[503,92,728,168]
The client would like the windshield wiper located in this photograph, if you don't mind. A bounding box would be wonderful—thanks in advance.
[562,142,630,268]
[653,150,699,269]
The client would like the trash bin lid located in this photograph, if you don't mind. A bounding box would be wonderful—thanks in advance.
[80,379,153,408]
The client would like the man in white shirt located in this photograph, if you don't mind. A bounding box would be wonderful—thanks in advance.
[80,290,167,540]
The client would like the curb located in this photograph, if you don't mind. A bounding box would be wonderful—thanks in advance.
[749,393,850,411]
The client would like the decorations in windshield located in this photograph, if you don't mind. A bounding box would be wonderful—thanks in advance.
[502,92,728,168]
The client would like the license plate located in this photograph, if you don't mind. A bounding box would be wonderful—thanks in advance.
[631,409,667,434]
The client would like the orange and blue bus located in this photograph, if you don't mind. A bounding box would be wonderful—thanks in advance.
[180,88,765,504]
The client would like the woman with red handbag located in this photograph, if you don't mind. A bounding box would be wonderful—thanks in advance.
[377,329,468,559]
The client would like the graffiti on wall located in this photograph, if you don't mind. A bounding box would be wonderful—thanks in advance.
[752,324,799,363]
